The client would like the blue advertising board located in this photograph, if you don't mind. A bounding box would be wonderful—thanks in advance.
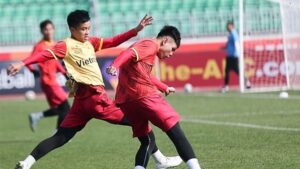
[0,57,116,95]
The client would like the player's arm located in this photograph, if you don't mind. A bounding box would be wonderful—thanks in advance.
[150,76,175,96]
[106,49,135,76]
[26,64,39,77]
[26,64,35,72]
[107,40,157,75]
[25,45,41,77]
[90,15,153,51]
[56,61,66,75]
[102,15,152,49]
[233,32,240,55]
[26,64,40,78]
[105,50,175,95]
[7,41,66,76]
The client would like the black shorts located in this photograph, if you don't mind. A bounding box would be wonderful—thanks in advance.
[225,56,239,74]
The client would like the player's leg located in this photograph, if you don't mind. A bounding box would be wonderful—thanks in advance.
[223,57,231,92]
[118,115,172,162]
[43,108,58,117]
[233,58,251,89]
[166,123,201,169]
[233,57,239,75]
[55,99,70,128]
[118,115,177,166]
[141,95,201,169]
[15,126,83,169]
[134,131,158,168]
[28,107,57,132]
[119,103,154,169]
[16,97,90,169]
[28,84,62,132]
[98,94,181,169]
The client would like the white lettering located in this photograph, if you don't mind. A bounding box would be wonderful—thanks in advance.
[0,68,35,90]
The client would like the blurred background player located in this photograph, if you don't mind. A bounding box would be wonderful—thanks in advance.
[107,26,201,169]
[222,20,239,93]
[222,21,251,93]
[8,10,181,169]
[26,20,69,131]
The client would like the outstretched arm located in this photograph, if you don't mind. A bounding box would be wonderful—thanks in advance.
[7,42,66,76]
[26,64,36,72]
[99,15,153,50]
[25,44,41,75]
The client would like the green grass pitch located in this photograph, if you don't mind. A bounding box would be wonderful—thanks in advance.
[0,92,299,169]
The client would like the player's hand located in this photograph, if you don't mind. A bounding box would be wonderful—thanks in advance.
[106,66,118,76]
[135,14,153,32]
[165,87,176,96]
[7,62,25,76]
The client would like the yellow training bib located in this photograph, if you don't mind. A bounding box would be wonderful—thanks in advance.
[63,38,104,86]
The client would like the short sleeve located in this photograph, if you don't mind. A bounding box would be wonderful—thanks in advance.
[30,43,43,57]
[233,31,239,41]
[131,40,158,62]
[48,41,67,59]
[89,37,103,52]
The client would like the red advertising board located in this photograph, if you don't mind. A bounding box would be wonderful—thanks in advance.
[1,38,300,95]
[159,50,238,88]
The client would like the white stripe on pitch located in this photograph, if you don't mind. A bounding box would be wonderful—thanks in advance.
[184,111,300,119]
[182,118,300,132]
[200,92,300,100]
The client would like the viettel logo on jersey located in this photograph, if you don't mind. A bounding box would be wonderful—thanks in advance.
[75,57,97,67]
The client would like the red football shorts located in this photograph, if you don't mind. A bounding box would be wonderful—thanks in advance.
[41,83,68,108]
[60,84,124,128]
[119,94,180,137]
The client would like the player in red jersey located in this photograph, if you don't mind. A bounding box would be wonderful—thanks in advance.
[8,10,181,169]
[26,20,69,132]
[107,26,202,169]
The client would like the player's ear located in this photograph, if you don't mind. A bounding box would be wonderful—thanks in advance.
[69,27,75,33]
[162,37,168,45]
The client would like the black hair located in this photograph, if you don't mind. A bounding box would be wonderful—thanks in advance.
[67,10,90,28]
[157,25,181,48]
[40,19,54,31]
[227,20,234,26]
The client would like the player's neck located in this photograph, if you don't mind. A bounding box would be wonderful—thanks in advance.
[70,35,85,43]
[42,38,54,43]
[154,38,161,48]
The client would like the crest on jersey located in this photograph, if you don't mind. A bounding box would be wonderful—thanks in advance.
[71,46,82,54]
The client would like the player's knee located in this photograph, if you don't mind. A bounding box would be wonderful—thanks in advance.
[54,127,79,145]
[138,136,150,146]
[138,132,156,147]
[53,132,70,146]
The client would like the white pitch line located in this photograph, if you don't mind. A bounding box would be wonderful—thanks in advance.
[184,111,300,119]
[199,92,300,100]
[182,118,300,132]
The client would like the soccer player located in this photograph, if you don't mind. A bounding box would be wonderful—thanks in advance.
[8,10,181,169]
[106,26,202,169]
[26,19,69,132]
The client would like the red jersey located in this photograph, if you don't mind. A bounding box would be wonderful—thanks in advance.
[28,40,66,86]
[113,39,168,104]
